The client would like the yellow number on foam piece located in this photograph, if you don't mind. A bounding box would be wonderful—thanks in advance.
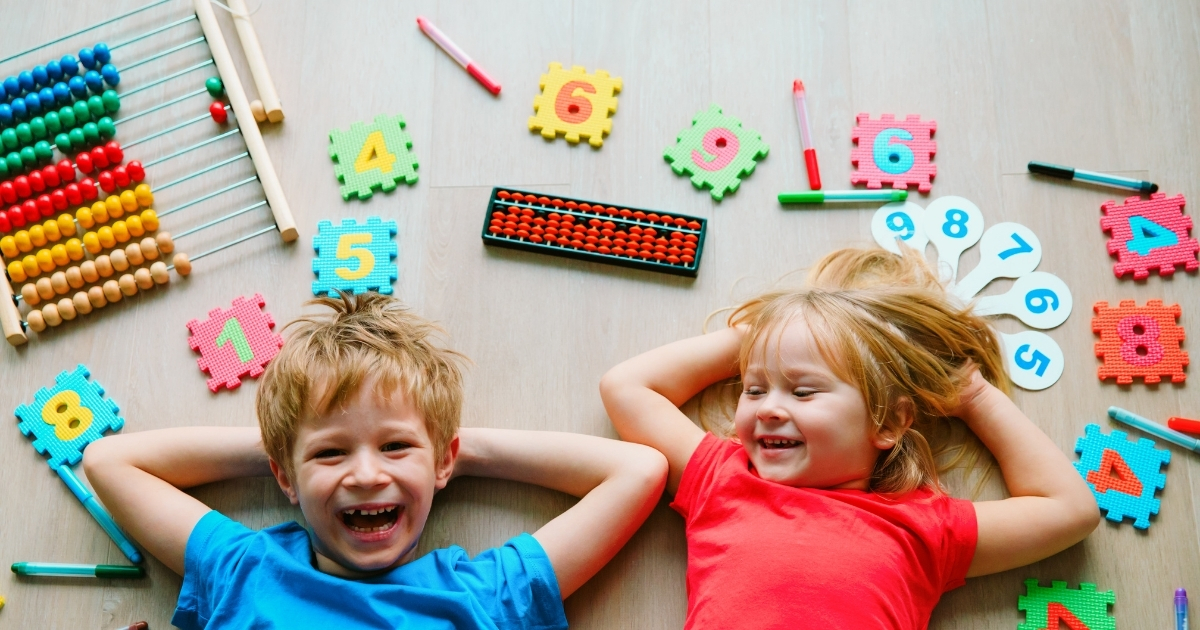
[335,233,375,280]
[41,390,94,441]
[354,131,397,175]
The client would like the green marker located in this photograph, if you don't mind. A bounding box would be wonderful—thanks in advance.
[11,562,145,578]
[779,190,908,204]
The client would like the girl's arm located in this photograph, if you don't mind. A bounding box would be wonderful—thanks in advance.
[599,326,742,493]
[82,427,272,575]
[452,427,667,599]
[960,372,1101,577]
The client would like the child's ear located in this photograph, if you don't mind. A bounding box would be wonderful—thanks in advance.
[434,434,460,491]
[872,397,915,450]
[269,458,300,505]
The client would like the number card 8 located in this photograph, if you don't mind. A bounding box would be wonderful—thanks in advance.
[851,113,937,193]
[312,217,398,297]
[529,63,623,147]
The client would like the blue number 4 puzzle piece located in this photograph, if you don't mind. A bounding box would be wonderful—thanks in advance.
[15,364,124,470]
[1074,423,1170,529]
[312,216,398,297]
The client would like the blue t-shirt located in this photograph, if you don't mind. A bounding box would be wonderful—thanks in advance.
[172,511,568,629]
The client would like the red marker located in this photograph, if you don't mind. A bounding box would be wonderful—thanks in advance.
[416,17,501,96]
[792,80,821,190]
[1168,416,1200,436]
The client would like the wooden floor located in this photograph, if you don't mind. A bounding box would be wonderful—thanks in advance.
[1,0,1198,627]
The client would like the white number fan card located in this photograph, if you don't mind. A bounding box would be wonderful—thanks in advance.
[871,201,928,255]
[953,222,1042,299]
[999,330,1064,391]
[923,196,984,285]
[972,271,1073,330]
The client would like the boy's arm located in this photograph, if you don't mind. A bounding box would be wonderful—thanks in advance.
[82,427,271,575]
[961,372,1101,577]
[453,428,667,599]
[599,326,742,493]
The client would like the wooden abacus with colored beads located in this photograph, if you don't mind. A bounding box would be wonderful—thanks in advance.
[0,0,295,347]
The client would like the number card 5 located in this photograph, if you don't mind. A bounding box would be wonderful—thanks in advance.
[1000,330,1064,391]
[312,217,398,297]
[529,63,622,147]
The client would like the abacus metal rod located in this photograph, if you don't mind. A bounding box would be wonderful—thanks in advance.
[0,0,173,65]
[155,152,249,192]
[159,174,255,216]
[168,224,276,270]
[111,15,199,51]
[122,59,214,97]
[114,88,206,125]
[118,36,207,73]
[124,108,228,149]
[174,200,267,240]
[143,127,240,168]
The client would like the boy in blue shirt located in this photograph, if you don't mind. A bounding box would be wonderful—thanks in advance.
[84,293,667,629]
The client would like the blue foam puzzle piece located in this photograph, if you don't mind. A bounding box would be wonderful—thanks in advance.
[312,216,398,297]
[1074,423,1170,529]
[14,364,124,470]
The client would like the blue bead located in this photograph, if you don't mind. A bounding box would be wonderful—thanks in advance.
[84,70,103,94]
[0,104,11,126]
[11,98,27,120]
[46,61,63,82]
[93,43,111,64]
[68,76,88,98]
[17,71,34,92]
[23,93,40,115]
[38,87,54,108]
[60,55,79,77]
[31,65,48,87]
[100,64,120,87]
[52,82,71,105]
[79,47,95,69]
[2,77,18,97]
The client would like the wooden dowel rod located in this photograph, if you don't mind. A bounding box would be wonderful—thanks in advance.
[193,0,298,242]
[227,0,283,123]
[0,253,29,346]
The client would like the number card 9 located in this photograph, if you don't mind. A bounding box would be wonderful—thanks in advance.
[871,201,928,254]
[528,63,622,147]
[312,217,398,297]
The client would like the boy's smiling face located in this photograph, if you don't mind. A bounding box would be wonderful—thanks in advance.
[270,376,457,577]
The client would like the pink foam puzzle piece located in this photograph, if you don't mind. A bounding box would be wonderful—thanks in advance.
[186,293,283,393]
[850,113,937,193]
[1100,193,1199,280]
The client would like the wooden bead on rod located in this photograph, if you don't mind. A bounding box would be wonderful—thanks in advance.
[0,251,26,345]
[227,0,283,123]
[192,0,298,242]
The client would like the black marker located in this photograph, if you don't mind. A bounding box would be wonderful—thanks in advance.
[1028,161,1158,193]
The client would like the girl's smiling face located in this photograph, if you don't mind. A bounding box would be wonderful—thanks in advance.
[734,317,895,490]
[271,377,457,577]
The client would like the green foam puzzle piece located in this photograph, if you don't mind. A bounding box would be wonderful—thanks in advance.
[1018,579,1115,630]
[328,113,419,201]
[663,104,768,201]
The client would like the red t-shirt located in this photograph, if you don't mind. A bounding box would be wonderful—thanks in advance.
[670,434,978,630]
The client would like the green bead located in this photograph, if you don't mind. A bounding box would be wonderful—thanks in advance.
[87,95,104,117]
[54,132,72,153]
[68,127,85,147]
[0,128,16,150]
[73,100,91,123]
[0,158,7,178]
[101,89,120,114]
[58,105,76,127]
[15,122,32,144]
[6,152,21,172]
[43,111,61,134]
[29,117,46,140]
[82,122,99,144]
[33,140,52,163]
[205,76,224,97]
[19,145,36,166]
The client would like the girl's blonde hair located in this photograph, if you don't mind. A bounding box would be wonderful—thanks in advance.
[725,247,1008,495]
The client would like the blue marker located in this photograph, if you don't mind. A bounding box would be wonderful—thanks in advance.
[1108,407,1200,453]
[56,466,143,564]
[1178,588,1188,630]
[1029,160,1158,193]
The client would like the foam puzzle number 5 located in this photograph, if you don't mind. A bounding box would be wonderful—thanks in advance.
[335,233,375,280]
[312,217,398,297]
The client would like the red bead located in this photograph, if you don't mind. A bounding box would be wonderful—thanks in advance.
[0,213,9,233]
[209,101,228,124]
[64,185,81,206]
[112,166,129,188]
[41,165,60,188]
[90,146,110,170]
[13,176,31,198]
[35,194,52,217]
[21,200,39,222]
[0,182,14,204]
[57,159,75,183]
[78,178,96,200]
[126,161,144,182]
[49,189,67,211]
[104,141,123,164]
[75,151,93,174]
[97,170,114,193]
[7,206,25,228]
[27,171,44,193]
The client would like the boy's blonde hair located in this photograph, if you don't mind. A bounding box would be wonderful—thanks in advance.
[726,247,1009,495]
[257,292,466,478]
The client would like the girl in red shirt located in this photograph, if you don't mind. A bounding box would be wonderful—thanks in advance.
[600,247,1100,629]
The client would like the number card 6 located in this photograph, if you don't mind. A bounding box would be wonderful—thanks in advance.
[312,217,398,297]
[871,201,928,254]
[529,63,623,147]
[972,271,1073,330]
[1000,330,1065,391]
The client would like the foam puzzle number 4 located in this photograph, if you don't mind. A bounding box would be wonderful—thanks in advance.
[1074,423,1169,530]
[1100,193,1198,279]
[15,364,124,470]
[187,294,284,393]
[663,105,769,201]
[329,114,419,201]
[312,217,398,297]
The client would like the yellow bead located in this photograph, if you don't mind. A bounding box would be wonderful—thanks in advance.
[49,244,68,266]
[42,219,60,242]
[6,260,25,283]
[105,195,123,219]
[21,255,38,278]
[28,225,46,247]
[14,231,31,252]
[97,226,115,249]
[91,200,109,224]
[120,190,137,212]
[126,215,144,237]
[83,231,101,254]
[57,214,76,237]
[134,184,153,207]
[0,236,16,258]
[140,209,159,232]
[75,207,94,229]
[112,221,129,243]
[35,249,54,272]
[80,260,99,283]
[65,238,83,261]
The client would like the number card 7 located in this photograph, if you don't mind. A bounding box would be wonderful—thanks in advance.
[529,63,622,147]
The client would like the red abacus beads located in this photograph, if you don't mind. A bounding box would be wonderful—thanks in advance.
[209,101,228,124]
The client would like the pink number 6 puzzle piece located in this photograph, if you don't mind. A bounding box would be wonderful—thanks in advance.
[186,293,284,393]
[850,113,937,193]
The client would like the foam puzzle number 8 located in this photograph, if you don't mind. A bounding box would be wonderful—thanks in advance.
[15,364,124,470]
